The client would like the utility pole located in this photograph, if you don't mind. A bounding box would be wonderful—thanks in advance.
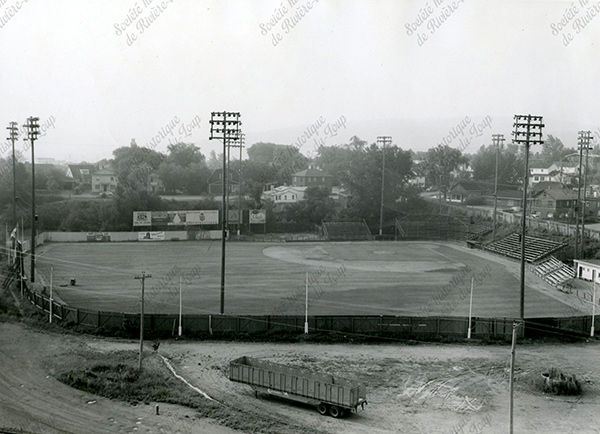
[579,131,593,258]
[492,134,505,241]
[23,117,40,283]
[377,136,392,238]
[7,122,19,228]
[510,114,544,434]
[209,112,242,315]
[135,271,152,370]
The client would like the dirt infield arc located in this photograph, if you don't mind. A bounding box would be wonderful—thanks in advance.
[34,240,582,318]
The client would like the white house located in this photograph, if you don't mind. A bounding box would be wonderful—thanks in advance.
[261,185,307,204]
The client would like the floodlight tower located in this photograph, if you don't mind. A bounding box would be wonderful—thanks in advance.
[7,122,19,227]
[510,114,544,434]
[377,136,392,237]
[577,131,593,258]
[491,134,505,241]
[228,133,245,235]
[209,112,242,315]
[23,117,40,283]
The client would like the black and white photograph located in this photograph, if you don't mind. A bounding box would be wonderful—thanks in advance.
[1,1,599,433]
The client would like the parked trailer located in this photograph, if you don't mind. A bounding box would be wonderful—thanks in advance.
[229,356,367,418]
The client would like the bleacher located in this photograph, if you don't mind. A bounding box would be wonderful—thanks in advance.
[483,233,567,263]
[533,256,575,289]
[322,221,373,241]
[463,221,493,241]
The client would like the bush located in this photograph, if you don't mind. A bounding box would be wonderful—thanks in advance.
[538,367,582,396]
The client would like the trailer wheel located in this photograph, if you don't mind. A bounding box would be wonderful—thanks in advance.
[328,405,342,418]
[317,403,328,415]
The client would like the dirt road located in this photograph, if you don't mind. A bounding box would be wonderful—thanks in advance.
[0,322,236,434]
[1,321,599,433]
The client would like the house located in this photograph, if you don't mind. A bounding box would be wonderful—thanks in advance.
[447,181,487,203]
[65,164,96,190]
[528,161,576,186]
[408,160,426,188]
[92,169,118,193]
[291,166,333,193]
[530,188,577,220]
[492,188,523,209]
[531,181,564,195]
[147,172,164,194]
[208,168,240,195]
[261,185,307,205]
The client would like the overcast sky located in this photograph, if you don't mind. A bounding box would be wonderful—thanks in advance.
[1,0,599,163]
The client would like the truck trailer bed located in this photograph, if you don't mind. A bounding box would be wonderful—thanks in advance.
[229,356,367,417]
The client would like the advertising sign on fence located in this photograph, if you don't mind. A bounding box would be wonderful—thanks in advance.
[86,232,111,242]
[138,231,165,241]
[249,209,266,224]
[133,210,219,226]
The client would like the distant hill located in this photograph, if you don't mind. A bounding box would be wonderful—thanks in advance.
[248,116,595,156]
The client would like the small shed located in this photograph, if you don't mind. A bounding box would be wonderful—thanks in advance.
[573,259,600,282]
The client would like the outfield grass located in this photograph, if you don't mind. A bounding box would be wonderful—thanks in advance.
[34,241,575,318]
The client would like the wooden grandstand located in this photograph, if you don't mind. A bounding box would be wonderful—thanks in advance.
[483,233,567,263]
[322,221,373,241]
[532,256,575,290]
[395,215,492,241]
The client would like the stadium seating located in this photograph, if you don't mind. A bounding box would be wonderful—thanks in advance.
[533,256,575,289]
[483,233,567,263]
[322,221,373,241]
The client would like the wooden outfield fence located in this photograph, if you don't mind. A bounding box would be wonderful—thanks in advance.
[22,284,597,340]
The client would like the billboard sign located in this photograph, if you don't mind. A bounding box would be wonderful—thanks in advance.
[249,209,266,224]
[133,210,219,226]
[228,209,240,224]
[133,211,152,226]
[138,231,165,241]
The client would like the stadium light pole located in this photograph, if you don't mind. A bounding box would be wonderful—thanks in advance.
[377,136,392,238]
[7,121,19,228]
[513,114,544,321]
[227,133,245,236]
[510,114,544,434]
[209,111,242,315]
[579,131,593,258]
[491,134,505,241]
[23,117,40,283]
[135,271,152,370]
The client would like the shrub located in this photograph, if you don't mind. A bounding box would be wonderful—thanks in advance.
[538,367,582,396]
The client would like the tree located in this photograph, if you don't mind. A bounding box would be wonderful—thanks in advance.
[112,143,165,191]
[423,145,468,199]
[284,186,337,224]
[471,144,523,185]
[158,143,210,194]
[536,135,573,166]
[336,139,414,226]
[164,143,206,167]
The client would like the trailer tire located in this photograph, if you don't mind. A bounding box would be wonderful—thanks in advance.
[329,405,342,418]
[317,403,328,415]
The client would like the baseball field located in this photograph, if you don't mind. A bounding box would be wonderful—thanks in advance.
[34,240,582,318]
